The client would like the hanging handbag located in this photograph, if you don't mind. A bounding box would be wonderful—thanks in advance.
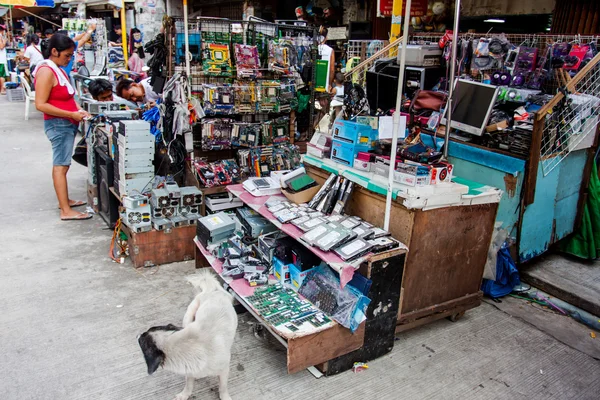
[72,135,88,167]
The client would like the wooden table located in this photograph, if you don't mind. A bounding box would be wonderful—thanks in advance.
[303,158,499,332]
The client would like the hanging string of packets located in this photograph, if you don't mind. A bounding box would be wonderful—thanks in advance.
[199,79,299,115]
[200,117,290,151]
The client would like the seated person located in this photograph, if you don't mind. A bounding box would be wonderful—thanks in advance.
[116,77,160,107]
[88,78,136,109]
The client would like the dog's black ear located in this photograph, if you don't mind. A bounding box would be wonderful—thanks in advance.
[138,333,165,375]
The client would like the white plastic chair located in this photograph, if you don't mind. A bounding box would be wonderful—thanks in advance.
[20,73,36,121]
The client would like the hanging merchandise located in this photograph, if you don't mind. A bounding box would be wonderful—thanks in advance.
[203,84,235,115]
[234,44,261,79]
[193,158,243,187]
[564,44,590,71]
[145,33,168,92]
[201,118,234,151]
[233,81,258,114]
[259,81,281,112]
[279,78,298,112]
[237,144,302,177]
[268,39,293,74]
[202,43,233,77]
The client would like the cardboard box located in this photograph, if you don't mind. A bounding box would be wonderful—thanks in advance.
[353,158,372,172]
[485,119,509,133]
[289,263,317,291]
[394,162,431,186]
[281,184,321,204]
[429,161,454,185]
[331,139,373,166]
[273,257,291,284]
[332,119,378,146]
[306,143,331,159]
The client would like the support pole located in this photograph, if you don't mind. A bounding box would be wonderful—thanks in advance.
[183,0,191,97]
[383,0,411,231]
[121,1,129,66]
[443,0,461,159]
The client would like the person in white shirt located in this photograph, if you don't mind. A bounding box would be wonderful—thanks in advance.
[24,33,44,72]
[115,77,160,107]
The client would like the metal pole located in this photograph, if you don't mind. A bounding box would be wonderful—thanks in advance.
[183,0,191,97]
[121,1,129,66]
[383,0,411,232]
[443,0,461,159]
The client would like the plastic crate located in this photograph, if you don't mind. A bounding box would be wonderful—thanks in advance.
[6,87,25,102]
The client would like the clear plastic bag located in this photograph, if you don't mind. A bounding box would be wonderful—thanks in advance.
[299,264,370,332]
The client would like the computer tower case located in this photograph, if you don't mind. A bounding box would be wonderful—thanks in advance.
[95,147,120,229]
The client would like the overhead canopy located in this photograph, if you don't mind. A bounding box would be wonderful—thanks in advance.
[0,0,54,5]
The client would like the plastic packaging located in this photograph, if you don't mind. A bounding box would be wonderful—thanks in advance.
[299,264,370,332]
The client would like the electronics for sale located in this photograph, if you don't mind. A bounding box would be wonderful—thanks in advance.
[122,200,152,233]
[205,192,243,212]
[95,147,119,228]
[364,227,391,239]
[334,237,374,261]
[396,43,443,67]
[152,218,173,231]
[331,119,377,146]
[150,188,172,208]
[300,224,331,246]
[315,227,354,252]
[440,79,499,136]
[368,236,401,253]
[236,207,277,238]
[82,99,121,114]
[123,194,149,209]
[242,177,281,197]
[104,110,138,122]
[180,186,203,206]
[394,162,431,187]
[114,120,155,196]
[330,139,373,166]
[196,212,237,247]
[165,181,181,199]
[170,214,189,227]
[117,120,152,136]
[366,59,400,113]
[403,66,444,99]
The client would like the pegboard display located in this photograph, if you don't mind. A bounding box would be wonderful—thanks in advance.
[168,18,318,175]
[62,18,108,75]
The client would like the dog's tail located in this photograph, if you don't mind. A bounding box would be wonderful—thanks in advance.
[186,268,224,294]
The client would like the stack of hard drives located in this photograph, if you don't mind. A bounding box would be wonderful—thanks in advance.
[150,182,203,230]
[307,174,354,215]
[113,120,155,196]
[265,198,401,261]
[196,211,237,247]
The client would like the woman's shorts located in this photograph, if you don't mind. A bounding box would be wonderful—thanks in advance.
[44,118,78,166]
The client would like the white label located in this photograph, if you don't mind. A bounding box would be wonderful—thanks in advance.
[318,231,341,247]
[304,225,327,241]
[305,218,324,228]
[341,240,366,254]
[207,216,223,226]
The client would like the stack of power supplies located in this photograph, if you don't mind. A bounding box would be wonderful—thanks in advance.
[113,120,155,197]
[150,182,203,231]
[121,194,152,233]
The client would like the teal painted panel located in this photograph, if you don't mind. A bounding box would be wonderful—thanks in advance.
[421,134,526,174]
[449,157,523,235]
[555,150,587,239]
[520,163,561,262]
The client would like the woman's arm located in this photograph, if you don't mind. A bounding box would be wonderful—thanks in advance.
[73,23,96,48]
[0,35,6,50]
[35,68,82,120]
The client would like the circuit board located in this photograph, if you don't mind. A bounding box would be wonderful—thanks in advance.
[246,283,331,331]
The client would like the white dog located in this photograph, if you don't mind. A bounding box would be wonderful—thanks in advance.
[138,269,238,400]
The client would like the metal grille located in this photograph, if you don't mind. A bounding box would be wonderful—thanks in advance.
[540,61,600,176]
[347,40,389,60]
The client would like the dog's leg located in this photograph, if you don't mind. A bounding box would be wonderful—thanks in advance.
[174,376,195,400]
[218,369,232,400]
[182,295,201,327]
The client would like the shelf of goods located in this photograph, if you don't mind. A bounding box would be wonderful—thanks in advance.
[301,155,501,332]
[194,188,408,375]
[195,236,406,375]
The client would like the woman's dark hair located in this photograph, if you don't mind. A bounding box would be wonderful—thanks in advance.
[43,33,75,59]
[26,33,40,46]
[89,78,113,100]
[115,79,134,98]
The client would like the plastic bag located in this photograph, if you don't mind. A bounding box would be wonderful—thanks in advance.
[299,263,370,332]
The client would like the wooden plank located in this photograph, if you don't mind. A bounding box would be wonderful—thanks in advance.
[395,300,480,333]
[398,292,482,324]
[287,322,365,374]
[399,204,495,316]
[523,118,544,206]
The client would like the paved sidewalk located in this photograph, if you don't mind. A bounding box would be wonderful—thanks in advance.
[0,97,599,400]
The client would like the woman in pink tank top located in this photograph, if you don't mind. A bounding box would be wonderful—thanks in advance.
[35,34,92,221]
